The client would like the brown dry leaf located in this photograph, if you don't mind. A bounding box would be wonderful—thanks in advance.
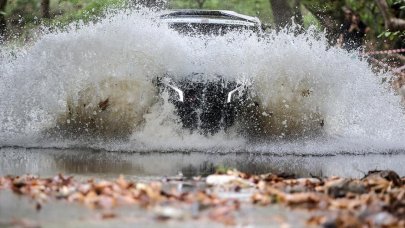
[35,202,42,211]
[67,192,84,202]
[333,212,363,228]
[307,215,327,226]
[208,205,237,226]
[101,212,117,220]
[98,98,110,111]
[284,192,321,206]
[96,195,116,209]
[8,219,41,228]
[83,190,99,208]
[116,175,130,189]
[251,192,271,205]
[329,198,363,210]
[1,170,404,226]
[115,194,137,205]
[364,170,402,187]
[78,183,92,194]
[94,181,112,194]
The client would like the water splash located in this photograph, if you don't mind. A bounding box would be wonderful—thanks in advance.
[0,8,404,154]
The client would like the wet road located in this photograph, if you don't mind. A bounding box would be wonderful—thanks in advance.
[1,147,405,227]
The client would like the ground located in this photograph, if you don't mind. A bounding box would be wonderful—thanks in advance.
[1,148,404,227]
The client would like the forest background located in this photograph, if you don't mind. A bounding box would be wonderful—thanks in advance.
[0,0,403,65]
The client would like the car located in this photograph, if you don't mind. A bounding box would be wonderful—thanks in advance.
[156,9,263,135]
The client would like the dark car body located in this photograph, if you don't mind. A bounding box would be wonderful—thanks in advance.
[157,10,262,135]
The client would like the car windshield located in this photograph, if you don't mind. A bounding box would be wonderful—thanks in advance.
[168,23,256,36]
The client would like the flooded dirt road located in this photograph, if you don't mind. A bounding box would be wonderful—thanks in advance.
[0,147,325,227]
[1,147,404,227]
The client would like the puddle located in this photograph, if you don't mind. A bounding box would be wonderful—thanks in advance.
[1,147,404,179]
[0,189,311,227]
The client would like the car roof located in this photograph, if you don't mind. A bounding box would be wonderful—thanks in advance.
[160,9,261,27]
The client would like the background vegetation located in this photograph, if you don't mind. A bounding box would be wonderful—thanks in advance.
[0,0,404,52]
[0,0,125,41]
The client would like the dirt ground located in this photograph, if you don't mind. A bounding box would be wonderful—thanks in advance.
[1,168,404,227]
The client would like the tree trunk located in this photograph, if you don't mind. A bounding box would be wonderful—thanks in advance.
[41,0,50,19]
[0,0,7,41]
[301,2,345,45]
[270,0,294,28]
[270,0,303,29]
[292,0,303,26]
[375,0,405,31]
[195,0,205,9]
[195,0,206,8]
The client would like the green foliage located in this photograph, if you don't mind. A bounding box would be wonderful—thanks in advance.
[394,0,405,9]
[50,0,125,26]
[5,0,125,26]
[378,30,405,41]
[215,165,231,174]
[3,0,125,43]
[346,0,404,48]
[6,0,40,22]
[2,0,404,49]
[301,5,320,29]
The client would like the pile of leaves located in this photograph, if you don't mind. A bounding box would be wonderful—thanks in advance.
[1,169,404,226]
[0,174,240,225]
[224,169,404,227]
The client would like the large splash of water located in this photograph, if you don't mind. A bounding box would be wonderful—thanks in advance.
[0,8,404,154]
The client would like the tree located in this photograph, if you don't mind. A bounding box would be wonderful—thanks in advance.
[269,0,302,29]
[301,0,346,44]
[292,0,303,26]
[195,0,206,8]
[375,0,405,31]
[301,0,404,47]
[41,0,50,19]
[0,0,6,41]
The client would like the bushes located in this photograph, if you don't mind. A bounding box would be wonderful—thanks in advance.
[2,0,125,42]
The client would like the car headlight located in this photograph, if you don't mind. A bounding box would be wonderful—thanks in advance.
[167,84,184,102]
[227,86,242,103]
[162,78,184,102]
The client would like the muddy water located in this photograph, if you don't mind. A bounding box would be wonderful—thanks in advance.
[0,189,311,227]
[1,147,404,179]
[1,9,405,154]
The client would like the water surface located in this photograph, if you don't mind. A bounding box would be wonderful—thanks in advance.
[1,147,404,179]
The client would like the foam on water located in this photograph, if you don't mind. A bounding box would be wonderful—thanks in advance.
[0,8,404,154]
